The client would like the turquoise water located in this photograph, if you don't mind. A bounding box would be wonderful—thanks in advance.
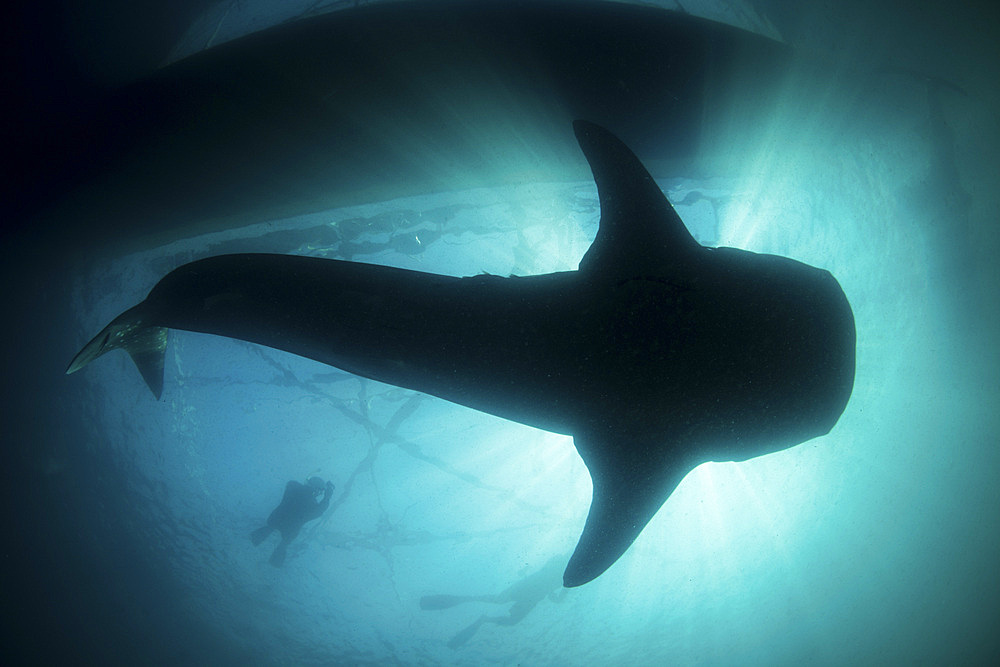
[61,155,998,664]
[4,1,998,664]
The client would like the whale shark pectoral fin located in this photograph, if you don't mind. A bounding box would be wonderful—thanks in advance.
[66,305,168,400]
[564,432,692,587]
[572,119,701,277]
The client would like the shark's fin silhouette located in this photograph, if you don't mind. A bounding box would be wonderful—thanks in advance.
[564,431,693,587]
[573,119,700,277]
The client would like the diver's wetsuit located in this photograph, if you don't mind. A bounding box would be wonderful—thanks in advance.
[251,480,332,566]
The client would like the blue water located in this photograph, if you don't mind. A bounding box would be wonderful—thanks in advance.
[4,1,999,665]
[39,164,1000,664]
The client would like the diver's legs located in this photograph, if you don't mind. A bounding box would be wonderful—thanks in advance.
[250,526,274,546]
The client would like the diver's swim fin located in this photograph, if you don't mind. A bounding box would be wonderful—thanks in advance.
[66,305,167,399]
[419,594,496,610]
[447,617,485,649]
[270,542,287,567]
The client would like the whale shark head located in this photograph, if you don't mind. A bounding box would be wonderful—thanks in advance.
[562,120,855,586]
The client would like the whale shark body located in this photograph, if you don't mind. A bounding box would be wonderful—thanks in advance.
[67,121,855,586]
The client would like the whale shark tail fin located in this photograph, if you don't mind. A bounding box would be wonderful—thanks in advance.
[66,306,167,399]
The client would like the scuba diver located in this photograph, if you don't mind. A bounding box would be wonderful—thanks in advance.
[251,476,333,567]
[420,554,568,648]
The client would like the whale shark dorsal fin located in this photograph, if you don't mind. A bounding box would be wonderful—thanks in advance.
[573,120,701,276]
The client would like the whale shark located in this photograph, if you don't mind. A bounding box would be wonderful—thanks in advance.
[67,121,856,586]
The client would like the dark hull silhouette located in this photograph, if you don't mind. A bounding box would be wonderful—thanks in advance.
[21,1,790,258]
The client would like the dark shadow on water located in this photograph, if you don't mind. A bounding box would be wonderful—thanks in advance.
[2,249,249,665]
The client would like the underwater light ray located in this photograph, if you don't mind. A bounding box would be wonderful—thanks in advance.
[728,460,817,585]
[695,465,729,554]
[715,51,870,253]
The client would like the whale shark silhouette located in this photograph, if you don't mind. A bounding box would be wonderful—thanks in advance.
[67,121,855,586]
